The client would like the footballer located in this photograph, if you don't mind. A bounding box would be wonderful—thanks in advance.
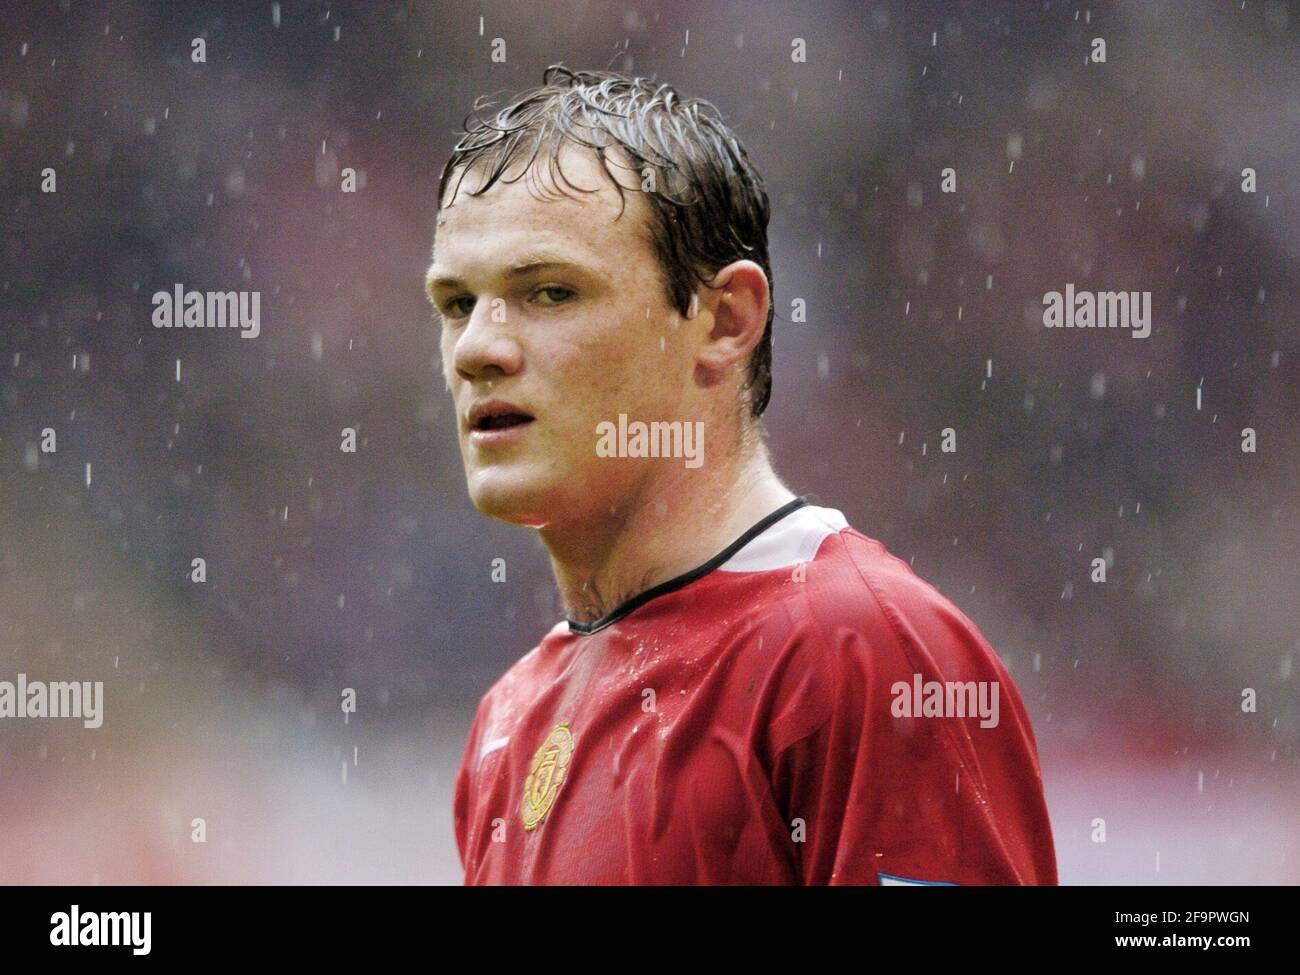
[430,65,1058,885]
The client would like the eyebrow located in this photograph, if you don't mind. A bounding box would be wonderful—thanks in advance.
[424,258,589,295]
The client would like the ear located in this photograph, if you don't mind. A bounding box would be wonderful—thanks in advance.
[693,260,769,387]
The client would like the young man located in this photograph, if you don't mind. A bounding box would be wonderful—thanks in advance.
[431,65,1057,885]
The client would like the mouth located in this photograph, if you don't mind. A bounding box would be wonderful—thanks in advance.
[473,412,533,431]
[467,401,536,443]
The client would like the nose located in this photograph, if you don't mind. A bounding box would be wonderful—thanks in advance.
[451,299,523,382]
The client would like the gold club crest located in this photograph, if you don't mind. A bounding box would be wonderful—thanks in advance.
[521,723,574,831]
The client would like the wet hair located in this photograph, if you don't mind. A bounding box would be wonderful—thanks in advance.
[438,64,775,418]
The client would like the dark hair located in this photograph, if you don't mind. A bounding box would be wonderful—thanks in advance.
[437,64,775,418]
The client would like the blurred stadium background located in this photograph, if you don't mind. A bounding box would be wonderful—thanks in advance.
[1,0,1297,883]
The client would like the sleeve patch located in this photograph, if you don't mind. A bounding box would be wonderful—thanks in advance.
[877,872,957,886]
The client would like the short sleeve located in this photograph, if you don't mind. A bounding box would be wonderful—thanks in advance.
[766,564,1057,886]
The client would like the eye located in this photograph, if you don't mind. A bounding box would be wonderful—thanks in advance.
[532,285,575,307]
[439,295,476,320]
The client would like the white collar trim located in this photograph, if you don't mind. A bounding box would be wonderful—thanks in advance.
[717,504,848,573]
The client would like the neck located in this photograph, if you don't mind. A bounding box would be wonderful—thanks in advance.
[539,425,796,626]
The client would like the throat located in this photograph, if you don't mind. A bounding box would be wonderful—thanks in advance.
[563,569,665,627]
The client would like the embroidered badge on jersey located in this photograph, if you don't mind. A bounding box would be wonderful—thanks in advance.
[521,723,574,831]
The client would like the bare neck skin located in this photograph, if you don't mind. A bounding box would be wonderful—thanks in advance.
[539,421,796,625]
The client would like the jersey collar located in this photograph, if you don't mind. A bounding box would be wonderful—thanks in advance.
[565,496,810,637]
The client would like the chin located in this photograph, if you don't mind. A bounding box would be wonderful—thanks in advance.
[466,460,620,530]
[466,466,558,527]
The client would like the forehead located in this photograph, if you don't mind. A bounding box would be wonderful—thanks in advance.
[430,144,653,277]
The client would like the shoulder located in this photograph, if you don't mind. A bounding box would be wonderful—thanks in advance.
[758,525,1011,747]
[717,503,972,665]
[788,526,992,664]
[860,530,993,653]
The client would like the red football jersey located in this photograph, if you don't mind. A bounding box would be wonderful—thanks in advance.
[453,497,1058,885]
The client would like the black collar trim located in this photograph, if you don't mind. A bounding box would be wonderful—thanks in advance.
[565,495,810,637]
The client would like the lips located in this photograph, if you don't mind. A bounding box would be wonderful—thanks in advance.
[475,412,532,431]
[467,400,535,435]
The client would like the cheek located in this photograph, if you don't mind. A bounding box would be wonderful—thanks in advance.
[535,326,620,405]
[582,313,673,397]
[571,346,643,422]
[534,300,680,423]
